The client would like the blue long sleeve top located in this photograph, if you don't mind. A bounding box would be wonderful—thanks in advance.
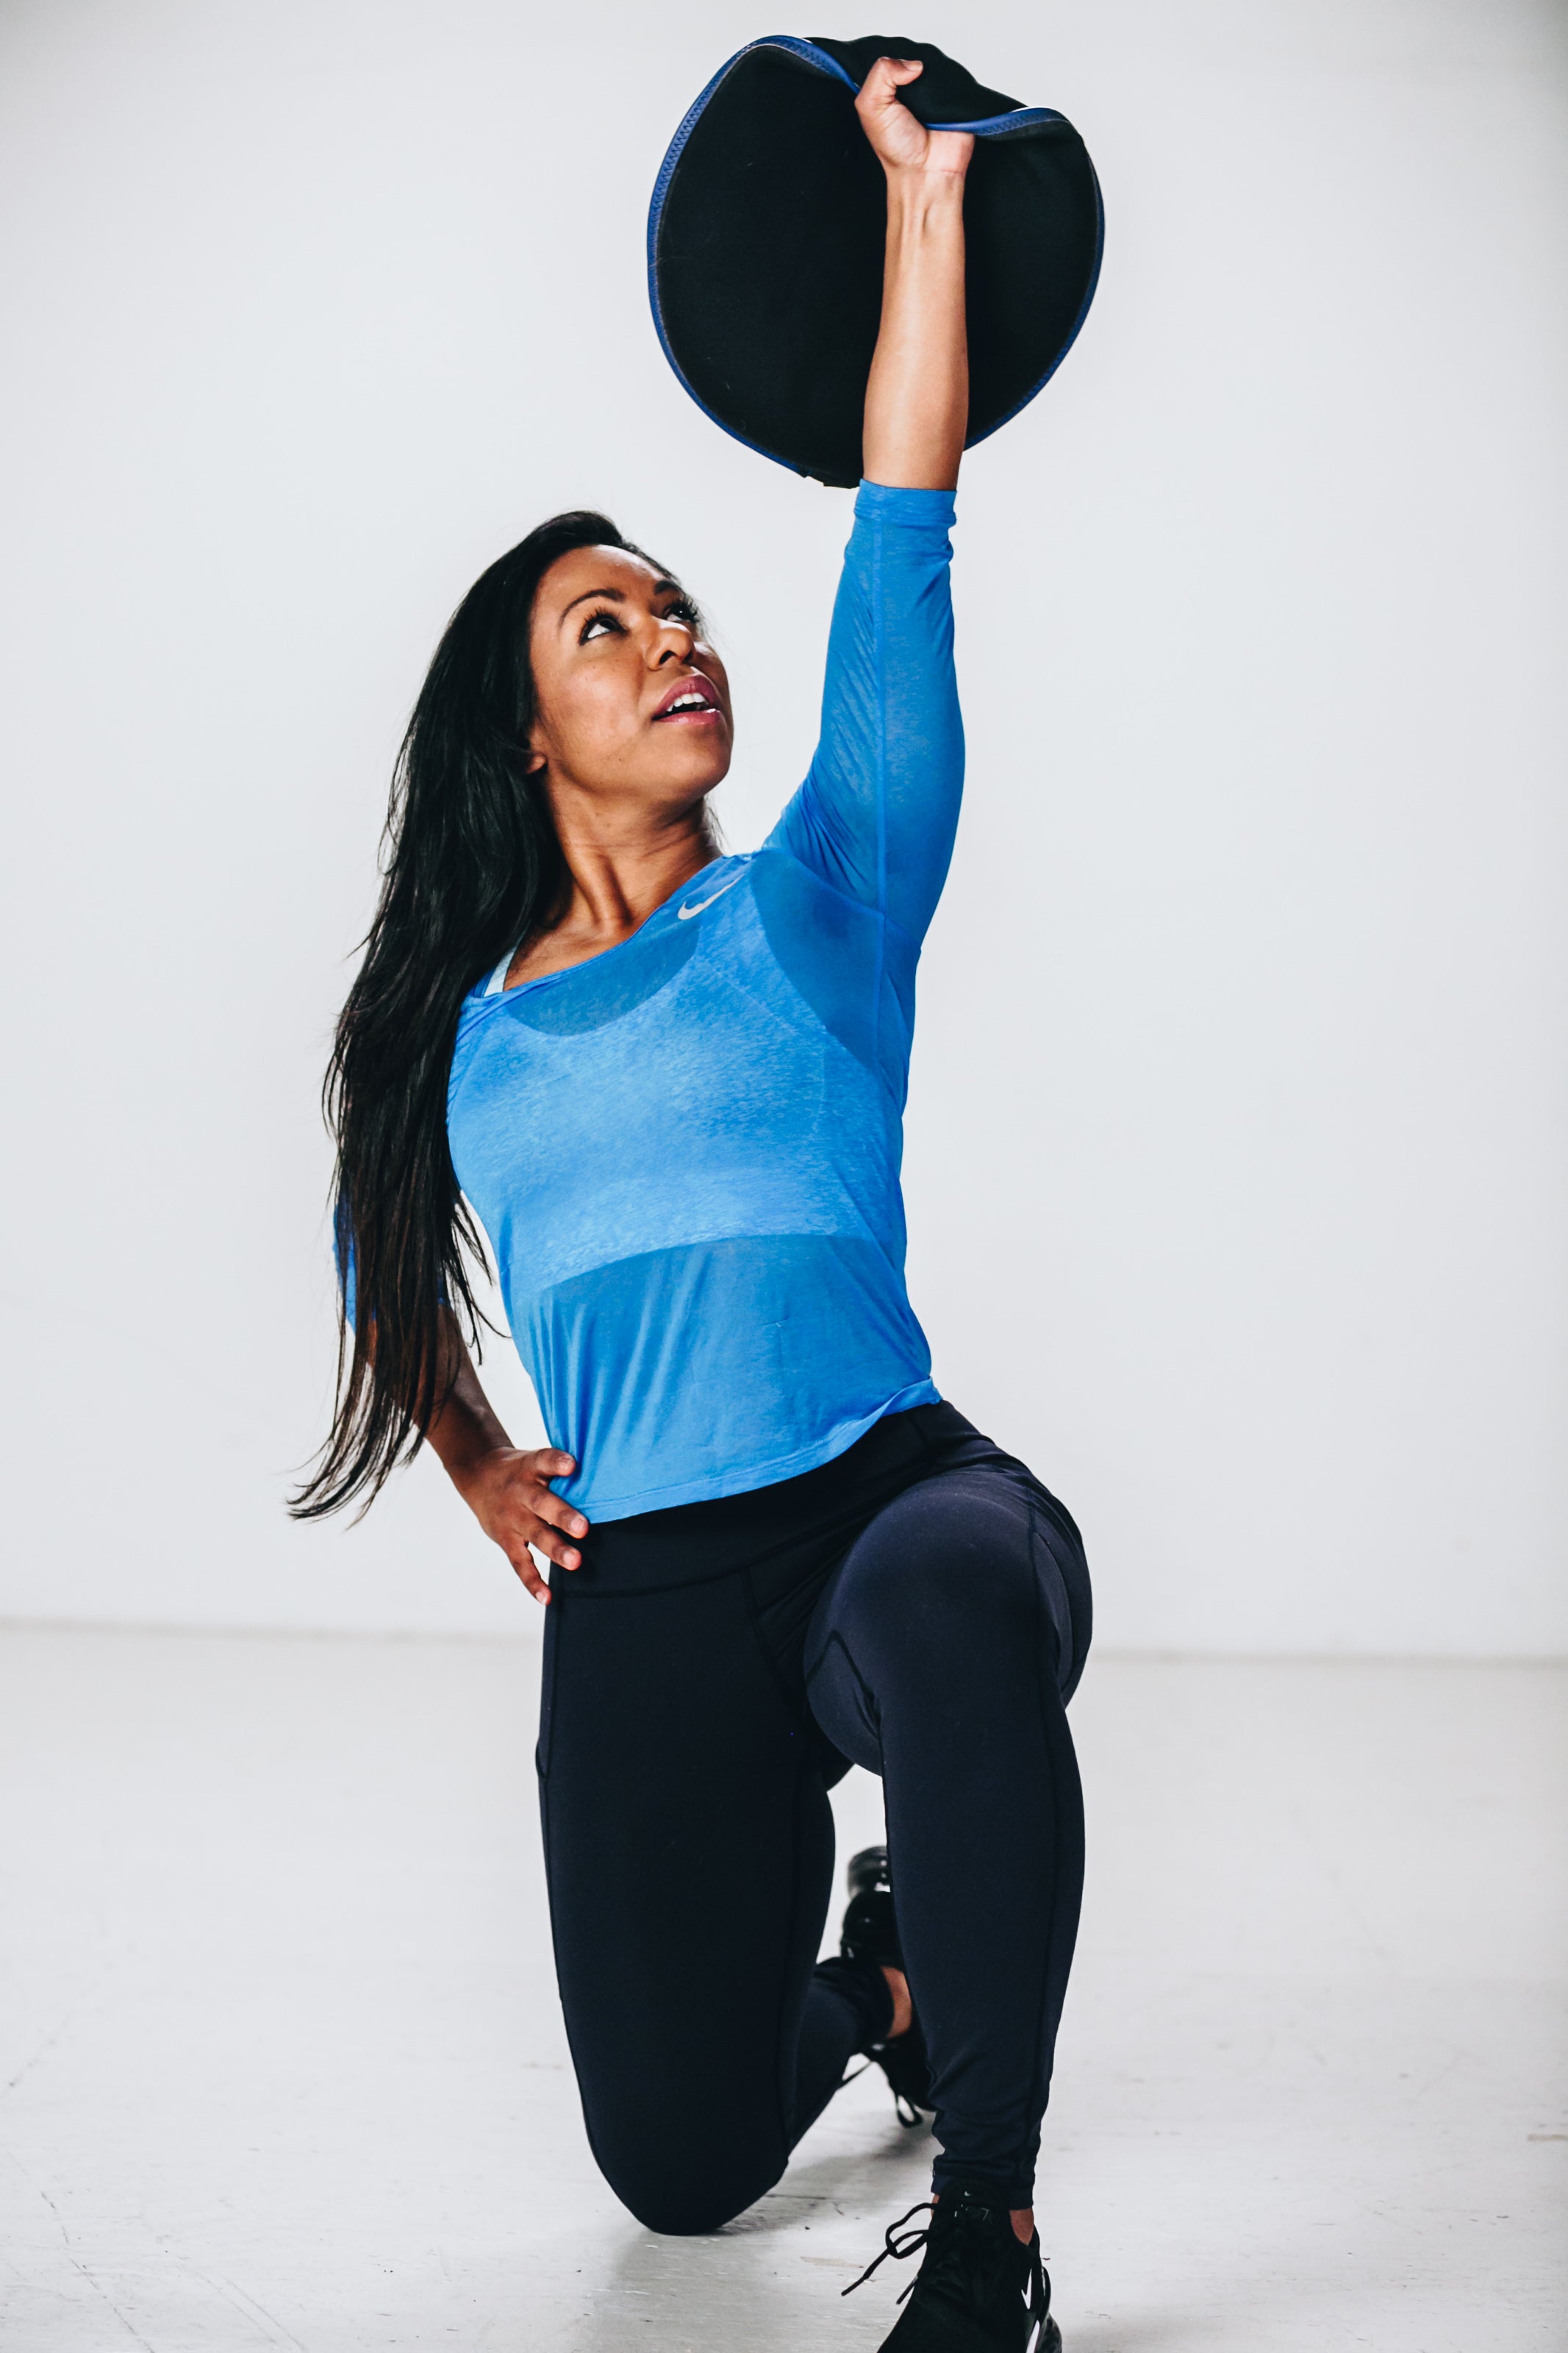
[446,480,963,1521]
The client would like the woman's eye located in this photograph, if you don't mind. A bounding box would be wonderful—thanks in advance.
[579,609,623,644]
[664,597,701,631]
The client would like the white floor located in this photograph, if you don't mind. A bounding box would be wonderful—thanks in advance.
[0,1631,1562,2352]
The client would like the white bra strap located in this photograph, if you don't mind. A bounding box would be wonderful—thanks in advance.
[484,946,520,997]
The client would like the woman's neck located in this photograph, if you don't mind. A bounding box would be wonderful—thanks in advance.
[508,797,718,988]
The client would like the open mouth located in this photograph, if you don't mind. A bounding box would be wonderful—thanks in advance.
[652,675,722,721]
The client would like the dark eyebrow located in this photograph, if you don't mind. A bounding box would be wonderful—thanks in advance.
[559,579,684,624]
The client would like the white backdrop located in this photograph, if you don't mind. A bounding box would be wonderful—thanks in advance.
[1,0,1564,1650]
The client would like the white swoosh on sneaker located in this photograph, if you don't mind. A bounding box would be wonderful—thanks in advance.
[1023,2277,1034,2309]
[678,871,745,920]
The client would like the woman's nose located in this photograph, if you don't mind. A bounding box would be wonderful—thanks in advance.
[652,618,695,662]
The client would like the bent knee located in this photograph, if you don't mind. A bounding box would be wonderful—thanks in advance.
[598,2146,778,2238]
[834,1475,1039,1627]
[616,2189,746,2236]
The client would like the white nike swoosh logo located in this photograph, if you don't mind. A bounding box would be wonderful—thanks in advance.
[1023,2279,1034,2309]
[677,871,745,920]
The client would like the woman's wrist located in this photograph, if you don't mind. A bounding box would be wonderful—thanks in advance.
[429,1407,515,1497]
[445,1438,512,1497]
[882,163,967,213]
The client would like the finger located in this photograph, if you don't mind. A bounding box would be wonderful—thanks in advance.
[532,1491,590,1542]
[525,1523,582,1572]
[508,1548,551,1605]
[534,1450,578,1481]
[865,55,923,95]
[857,55,911,109]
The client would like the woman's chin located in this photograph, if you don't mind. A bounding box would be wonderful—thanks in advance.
[648,743,733,796]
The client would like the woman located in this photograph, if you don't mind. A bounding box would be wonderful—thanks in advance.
[298,58,1089,2353]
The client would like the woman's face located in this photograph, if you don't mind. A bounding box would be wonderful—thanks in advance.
[526,544,733,811]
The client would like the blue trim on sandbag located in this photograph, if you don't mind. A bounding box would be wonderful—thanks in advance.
[932,105,1057,133]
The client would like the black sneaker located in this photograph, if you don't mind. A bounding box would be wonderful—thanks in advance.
[843,2179,1062,2352]
[840,1845,934,2124]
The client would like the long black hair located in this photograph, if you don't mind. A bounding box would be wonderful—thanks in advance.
[291,510,675,1520]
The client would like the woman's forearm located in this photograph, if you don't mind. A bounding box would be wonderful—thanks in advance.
[423,1313,514,1490]
[862,170,970,491]
[853,56,973,490]
[420,1312,587,1599]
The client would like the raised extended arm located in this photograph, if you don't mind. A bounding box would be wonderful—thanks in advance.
[856,57,973,490]
[762,58,970,947]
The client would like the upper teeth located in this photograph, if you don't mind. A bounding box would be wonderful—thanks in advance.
[667,692,706,711]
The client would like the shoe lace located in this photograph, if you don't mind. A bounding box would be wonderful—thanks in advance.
[842,2191,1007,2307]
[840,2199,935,2302]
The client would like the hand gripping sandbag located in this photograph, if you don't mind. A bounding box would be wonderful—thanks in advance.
[647,35,1104,488]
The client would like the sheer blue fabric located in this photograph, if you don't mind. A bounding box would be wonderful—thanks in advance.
[446,480,963,1520]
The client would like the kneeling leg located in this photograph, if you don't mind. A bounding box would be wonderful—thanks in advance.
[538,1567,879,2233]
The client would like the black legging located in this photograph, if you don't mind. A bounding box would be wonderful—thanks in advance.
[536,1402,1091,2234]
